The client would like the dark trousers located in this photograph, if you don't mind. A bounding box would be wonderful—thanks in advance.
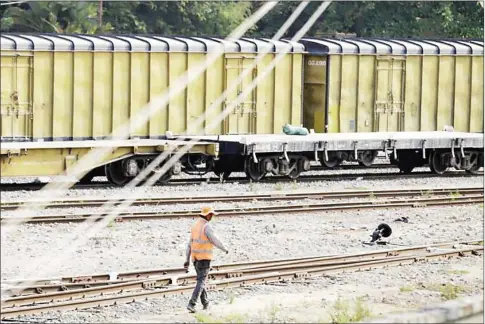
[189,259,211,306]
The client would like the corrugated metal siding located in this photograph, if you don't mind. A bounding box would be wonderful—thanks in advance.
[301,37,484,133]
[0,33,303,140]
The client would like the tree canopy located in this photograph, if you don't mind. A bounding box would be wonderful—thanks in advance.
[0,1,483,39]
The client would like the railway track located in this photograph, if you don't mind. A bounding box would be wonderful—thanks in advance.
[0,170,482,192]
[2,186,482,210]
[1,240,482,319]
[2,191,482,224]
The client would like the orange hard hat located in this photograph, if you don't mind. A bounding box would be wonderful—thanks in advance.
[200,206,218,217]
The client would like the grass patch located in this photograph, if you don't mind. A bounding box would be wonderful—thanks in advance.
[449,190,462,200]
[329,297,372,323]
[425,283,468,301]
[421,189,434,197]
[446,269,469,275]
[194,312,246,324]
[274,183,284,191]
[223,313,246,323]
[106,219,116,228]
[439,284,467,300]
[194,313,223,323]
[268,302,280,323]
[368,192,376,199]
[399,285,415,292]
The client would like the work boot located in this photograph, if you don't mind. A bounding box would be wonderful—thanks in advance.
[187,303,196,313]
[203,303,209,311]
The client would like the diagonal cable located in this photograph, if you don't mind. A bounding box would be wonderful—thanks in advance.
[1,1,278,238]
[1,1,332,299]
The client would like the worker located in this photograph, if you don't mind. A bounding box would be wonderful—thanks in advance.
[184,206,229,313]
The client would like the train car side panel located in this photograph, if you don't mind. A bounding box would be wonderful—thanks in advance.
[453,56,472,132]
[72,52,94,140]
[92,53,113,138]
[419,56,439,131]
[339,55,358,132]
[387,57,405,132]
[148,52,169,137]
[0,52,33,141]
[257,54,275,134]
[273,55,292,133]
[326,55,342,133]
[167,53,187,134]
[403,56,421,132]
[356,55,374,132]
[32,51,54,140]
[291,54,303,127]
[111,52,130,138]
[205,55,224,135]
[186,53,206,135]
[436,56,454,130]
[130,52,150,138]
[0,54,13,139]
[52,52,74,139]
[470,55,484,132]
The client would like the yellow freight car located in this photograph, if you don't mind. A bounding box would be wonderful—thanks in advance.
[0,34,304,183]
[301,38,484,134]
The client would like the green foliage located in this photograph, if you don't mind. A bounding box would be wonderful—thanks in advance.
[439,284,467,300]
[329,297,372,323]
[424,283,468,300]
[400,285,415,292]
[1,1,482,38]
[1,2,112,33]
[253,1,483,38]
[194,312,246,323]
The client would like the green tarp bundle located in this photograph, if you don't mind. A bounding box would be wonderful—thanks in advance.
[282,124,309,136]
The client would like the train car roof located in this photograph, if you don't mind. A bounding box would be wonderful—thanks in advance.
[300,37,484,55]
[0,33,305,53]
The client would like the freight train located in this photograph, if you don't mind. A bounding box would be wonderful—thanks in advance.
[0,33,483,184]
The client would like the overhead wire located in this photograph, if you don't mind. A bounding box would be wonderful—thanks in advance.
[1,0,280,297]
[2,0,333,298]
[1,0,278,238]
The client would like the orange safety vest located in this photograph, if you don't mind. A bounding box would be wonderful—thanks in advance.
[190,218,214,261]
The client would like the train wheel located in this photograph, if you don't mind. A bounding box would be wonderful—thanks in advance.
[287,160,301,180]
[319,151,342,168]
[244,157,266,181]
[429,151,447,175]
[358,150,378,167]
[105,161,132,186]
[466,153,481,174]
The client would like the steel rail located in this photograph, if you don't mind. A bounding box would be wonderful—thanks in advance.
[2,240,481,299]
[1,245,482,319]
[1,187,482,210]
[0,171,482,192]
[2,194,482,224]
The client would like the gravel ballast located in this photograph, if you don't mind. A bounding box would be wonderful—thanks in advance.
[1,174,483,323]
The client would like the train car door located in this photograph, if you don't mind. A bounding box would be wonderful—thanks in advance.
[373,56,405,132]
[0,54,33,141]
[223,55,257,134]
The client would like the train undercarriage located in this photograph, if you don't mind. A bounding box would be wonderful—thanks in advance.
[82,147,483,186]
